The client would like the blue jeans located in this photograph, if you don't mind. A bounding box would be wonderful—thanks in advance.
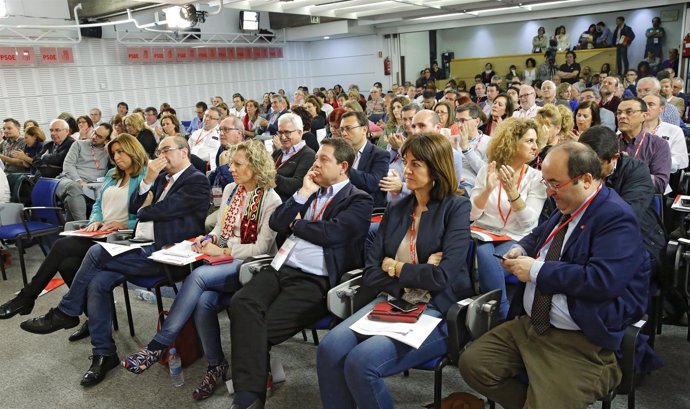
[153,260,242,366]
[317,298,448,409]
[476,240,517,320]
[58,244,158,355]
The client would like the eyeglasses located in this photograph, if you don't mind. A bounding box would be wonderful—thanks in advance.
[339,125,364,134]
[49,128,66,132]
[519,93,534,98]
[276,129,298,136]
[540,174,582,192]
[219,127,240,133]
[616,109,643,117]
[204,115,220,120]
[155,147,180,156]
[455,117,474,123]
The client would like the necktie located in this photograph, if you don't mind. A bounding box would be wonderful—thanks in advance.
[531,213,570,335]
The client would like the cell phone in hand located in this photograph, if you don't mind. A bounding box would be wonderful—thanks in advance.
[388,298,418,313]
[493,253,507,260]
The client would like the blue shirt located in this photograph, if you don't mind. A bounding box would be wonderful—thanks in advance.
[186,116,203,135]
[284,179,350,276]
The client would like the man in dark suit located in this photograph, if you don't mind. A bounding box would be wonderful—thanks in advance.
[272,113,316,201]
[613,16,635,75]
[32,119,76,178]
[228,138,373,409]
[459,142,651,409]
[260,94,288,136]
[580,126,666,275]
[339,111,389,207]
[20,136,210,387]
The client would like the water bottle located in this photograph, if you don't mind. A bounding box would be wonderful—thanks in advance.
[168,348,184,387]
[134,289,157,303]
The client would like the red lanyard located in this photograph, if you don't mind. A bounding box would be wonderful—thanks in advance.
[90,145,101,170]
[274,146,304,170]
[193,129,213,146]
[409,212,418,264]
[538,183,602,255]
[497,164,527,226]
[309,194,334,221]
[621,132,648,159]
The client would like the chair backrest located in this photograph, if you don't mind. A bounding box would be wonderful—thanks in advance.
[30,178,62,224]
[6,173,33,206]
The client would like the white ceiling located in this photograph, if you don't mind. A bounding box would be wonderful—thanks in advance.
[135,0,689,40]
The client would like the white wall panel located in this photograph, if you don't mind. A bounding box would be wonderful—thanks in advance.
[1,38,311,128]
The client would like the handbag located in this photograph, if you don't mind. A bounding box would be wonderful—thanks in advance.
[368,301,427,323]
[157,310,203,368]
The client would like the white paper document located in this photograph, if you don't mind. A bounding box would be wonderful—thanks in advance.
[149,240,202,266]
[349,312,442,349]
[97,241,150,257]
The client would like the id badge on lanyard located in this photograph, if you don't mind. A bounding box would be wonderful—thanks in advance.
[211,186,223,207]
[271,235,298,271]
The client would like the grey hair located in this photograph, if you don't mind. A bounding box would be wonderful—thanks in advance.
[50,119,69,130]
[278,112,303,131]
[638,77,661,92]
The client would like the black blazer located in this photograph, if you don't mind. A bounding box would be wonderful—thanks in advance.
[137,129,157,159]
[272,145,316,201]
[269,182,374,287]
[350,140,390,208]
[129,165,210,249]
[34,137,76,178]
[363,193,473,315]
[606,155,666,271]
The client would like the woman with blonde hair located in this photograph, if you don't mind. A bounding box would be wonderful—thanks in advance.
[469,118,547,319]
[124,113,157,158]
[123,140,282,401]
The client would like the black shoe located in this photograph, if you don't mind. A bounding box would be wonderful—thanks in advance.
[229,401,264,409]
[68,320,90,342]
[80,354,120,387]
[20,307,79,334]
[0,296,35,319]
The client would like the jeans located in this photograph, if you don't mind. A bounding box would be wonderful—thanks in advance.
[153,260,242,366]
[476,240,517,320]
[57,244,158,355]
[317,298,448,409]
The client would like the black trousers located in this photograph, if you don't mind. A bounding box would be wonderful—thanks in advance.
[18,236,95,301]
[616,44,629,75]
[229,264,330,395]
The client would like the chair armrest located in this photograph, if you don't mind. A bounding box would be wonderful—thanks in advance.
[340,268,364,283]
[617,316,646,394]
[326,274,378,320]
[106,232,134,242]
[238,255,273,285]
[446,289,502,366]
[65,220,90,231]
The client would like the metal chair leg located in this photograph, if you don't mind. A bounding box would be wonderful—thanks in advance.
[433,367,443,409]
[17,238,27,286]
[122,283,135,337]
[111,293,119,331]
[311,329,320,346]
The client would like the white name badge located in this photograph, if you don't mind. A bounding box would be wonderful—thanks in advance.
[270,235,297,271]
[211,186,223,207]
[134,221,155,241]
